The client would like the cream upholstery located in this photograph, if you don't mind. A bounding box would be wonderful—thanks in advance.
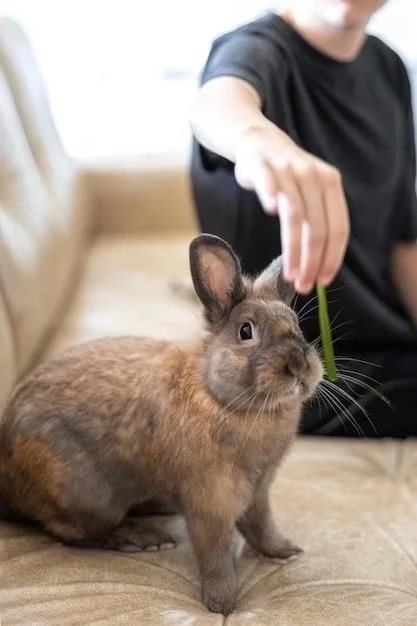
[0,17,416,626]
[43,235,201,357]
[88,154,198,235]
[2,427,416,624]
[0,291,16,416]
[0,18,69,184]
[0,19,92,379]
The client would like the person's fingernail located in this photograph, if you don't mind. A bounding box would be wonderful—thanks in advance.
[298,282,313,294]
[285,268,296,281]
[321,275,333,286]
[295,280,307,294]
[263,197,277,213]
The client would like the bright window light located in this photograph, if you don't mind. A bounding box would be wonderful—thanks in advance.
[0,1,414,161]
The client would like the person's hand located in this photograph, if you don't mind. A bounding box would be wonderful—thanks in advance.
[234,122,350,293]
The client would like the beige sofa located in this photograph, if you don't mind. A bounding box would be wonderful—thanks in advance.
[0,18,416,625]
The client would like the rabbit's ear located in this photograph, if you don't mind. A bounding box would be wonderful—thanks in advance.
[253,257,295,305]
[189,234,245,324]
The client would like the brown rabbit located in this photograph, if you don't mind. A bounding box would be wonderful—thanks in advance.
[0,234,323,615]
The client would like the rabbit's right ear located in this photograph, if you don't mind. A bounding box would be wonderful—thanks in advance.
[189,234,245,325]
[253,257,295,305]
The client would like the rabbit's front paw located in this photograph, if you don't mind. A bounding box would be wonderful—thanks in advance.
[203,580,236,615]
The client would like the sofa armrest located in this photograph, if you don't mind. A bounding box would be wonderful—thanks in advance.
[83,152,198,235]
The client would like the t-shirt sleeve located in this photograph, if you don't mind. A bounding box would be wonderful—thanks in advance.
[200,32,277,108]
[394,62,417,242]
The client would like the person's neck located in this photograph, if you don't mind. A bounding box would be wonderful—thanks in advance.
[280,8,367,62]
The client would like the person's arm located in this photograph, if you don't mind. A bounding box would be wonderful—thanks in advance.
[189,76,264,163]
[189,75,350,294]
[391,242,417,327]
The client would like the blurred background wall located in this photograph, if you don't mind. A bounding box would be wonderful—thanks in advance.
[0,0,414,161]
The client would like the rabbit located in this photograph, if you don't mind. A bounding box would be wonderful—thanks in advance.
[0,233,323,615]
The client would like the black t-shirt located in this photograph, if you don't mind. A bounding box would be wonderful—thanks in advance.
[190,12,417,352]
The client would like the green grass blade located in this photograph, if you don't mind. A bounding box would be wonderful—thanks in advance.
[316,284,338,381]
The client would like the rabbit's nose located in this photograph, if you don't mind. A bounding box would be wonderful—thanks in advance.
[285,348,308,377]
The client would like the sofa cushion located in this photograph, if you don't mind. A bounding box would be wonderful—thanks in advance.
[1,434,416,625]
[1,234,415,625]
[0,67,89,377]
[43,234,200,356]
[0,292,16,417]
[0,18,73,187]
[0,19,92,380]
[87,154,197,236]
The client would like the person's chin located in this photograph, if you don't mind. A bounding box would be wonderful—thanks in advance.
[324,2,374,29]
[340,17,369,31]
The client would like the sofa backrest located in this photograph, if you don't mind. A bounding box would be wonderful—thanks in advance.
[0,18,92,415]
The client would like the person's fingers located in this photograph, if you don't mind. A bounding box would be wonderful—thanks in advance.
[235,141,350,291]
[290,160,327,293]
[235,156,278,214]
[316,165,350,285]
[236,154,306,283]
[276,192,302,282]
[273,164,305,281]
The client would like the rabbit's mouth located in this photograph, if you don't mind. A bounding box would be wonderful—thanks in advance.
[255,378,311,407]
[280,379,309,401]
[290,382,302,396]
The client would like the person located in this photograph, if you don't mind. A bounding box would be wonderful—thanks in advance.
[189,0,417,438]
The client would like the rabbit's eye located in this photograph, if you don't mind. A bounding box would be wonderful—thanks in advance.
[239,322,253,341]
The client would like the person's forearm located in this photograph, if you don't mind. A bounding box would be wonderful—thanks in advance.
[189,76,278,163]
[391,242,417,327]
[189,75,350,293]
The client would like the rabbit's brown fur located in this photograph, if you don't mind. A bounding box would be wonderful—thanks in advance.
[0,234,323,615]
